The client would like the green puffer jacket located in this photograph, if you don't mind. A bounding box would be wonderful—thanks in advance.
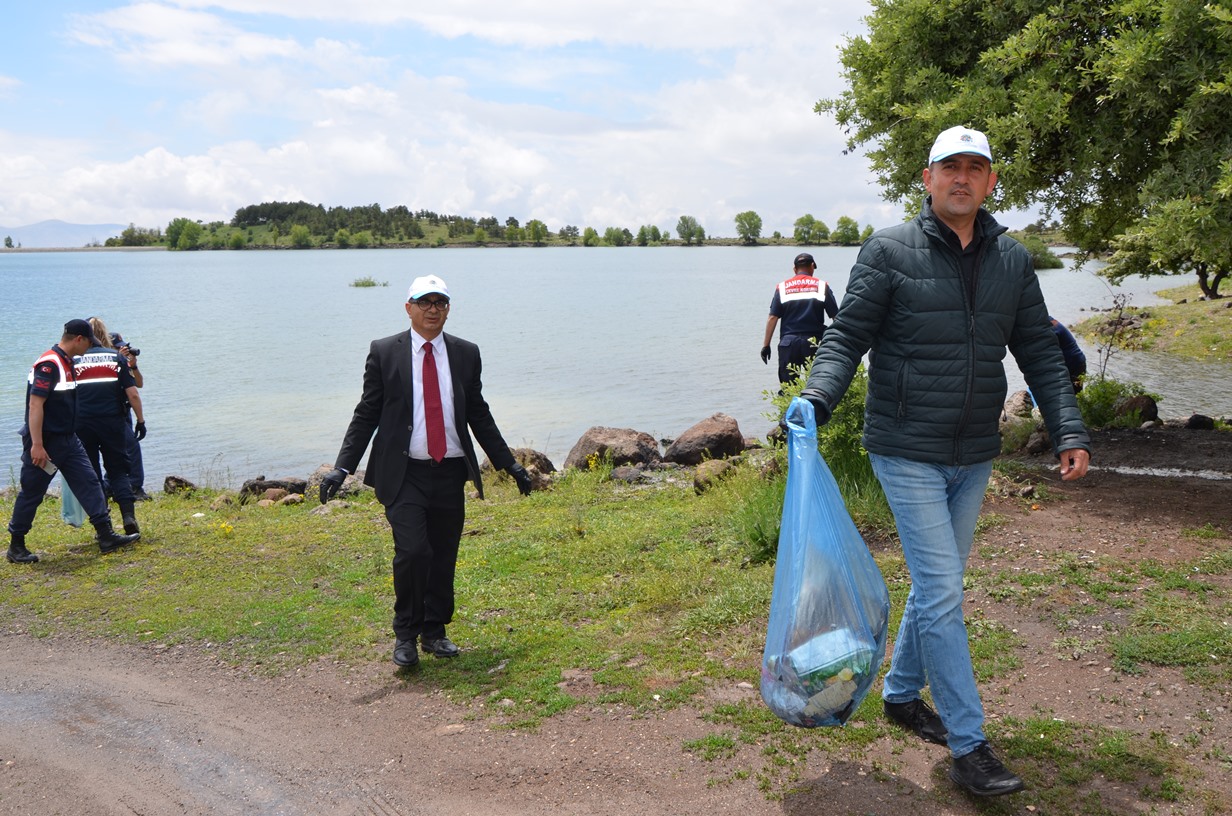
[801,200,1091,465]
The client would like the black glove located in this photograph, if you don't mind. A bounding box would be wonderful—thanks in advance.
[507,463,533,496]
[760,345,772,364]
[319,468,346,504]
[134,421,147,441]
[806,397,831,425]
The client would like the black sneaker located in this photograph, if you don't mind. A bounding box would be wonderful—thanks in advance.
[884,698,948,745]
[950,743,1025,797]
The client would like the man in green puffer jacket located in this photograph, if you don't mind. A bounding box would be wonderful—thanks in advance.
[801,125,1090,798]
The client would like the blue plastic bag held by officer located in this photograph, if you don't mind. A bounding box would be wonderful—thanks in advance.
[60,477,86,527]
[761,398,890,727]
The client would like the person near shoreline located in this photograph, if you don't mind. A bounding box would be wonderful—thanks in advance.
[1049,316,1087,393]
[800,125,1091,797]
[761,252,838,386]
[100,321,151,501]
[6,319,141,564]
[77,319,146,536]
[320,274,533,668]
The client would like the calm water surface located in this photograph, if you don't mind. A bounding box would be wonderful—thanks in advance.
[1,246,1227,490]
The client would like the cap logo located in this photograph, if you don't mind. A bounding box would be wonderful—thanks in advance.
[960,134,973,143]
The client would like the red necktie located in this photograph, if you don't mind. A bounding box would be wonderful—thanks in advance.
[422,342,446,462]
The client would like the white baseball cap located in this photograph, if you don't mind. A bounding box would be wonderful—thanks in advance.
[407,275,450,301]
[929,126,993,164]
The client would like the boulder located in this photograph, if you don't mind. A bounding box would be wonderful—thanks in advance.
[693,459,735,494]
[1025,429,1051,455]
[1002,390,1034,420]
[1117,394,1159,423]
[608,465,649,484]
[306,465,370,499]
[564,427,661,470]
[164,475,196,494]
[1186,413,1216,430]
[481,448,555,493]
[663,413,745,465]
[241,476,309,497]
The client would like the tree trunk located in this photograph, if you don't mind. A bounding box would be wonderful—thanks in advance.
[1210,269,1226,299]
[1196,263,1213,299]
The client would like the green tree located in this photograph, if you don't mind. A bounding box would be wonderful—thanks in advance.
[3,236,12,249]
[353,230,374,248]
[676,215,704,245]
[290,224,313,248]
[334,227,352,248]
[506,225,524,243]
[228,232,246,250]
[167,217,203,250]
[734,210,763,245]
[819,0,1232,297]
[793,214,829,244]
[581,227,600,247]
[525,219,548,245]
[473,227,488,244]
[635,225,651,246]
[1018,234,1064,269]
[831,216,861,245]
[859,224,874,243]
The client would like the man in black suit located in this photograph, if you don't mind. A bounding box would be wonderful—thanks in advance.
[320,275,533,667]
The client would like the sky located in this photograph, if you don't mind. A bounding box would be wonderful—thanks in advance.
[0,0,983,238]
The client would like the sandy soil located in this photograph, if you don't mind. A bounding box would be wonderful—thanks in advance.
[2,426,1230,815]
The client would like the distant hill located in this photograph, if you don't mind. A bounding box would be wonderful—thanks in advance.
[1,219,127,249]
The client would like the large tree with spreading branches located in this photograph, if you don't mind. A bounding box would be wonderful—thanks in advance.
[819,0,1232,297]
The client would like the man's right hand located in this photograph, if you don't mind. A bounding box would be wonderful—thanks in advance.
[320,468,346,504]
[760,346,772,364]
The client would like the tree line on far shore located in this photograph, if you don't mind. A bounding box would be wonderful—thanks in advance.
[95,201,883,252]
[90,200,1060,270]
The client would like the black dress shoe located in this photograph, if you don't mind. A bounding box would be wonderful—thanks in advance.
[884,698,948,745]
[421,636,460,658]
[393,639,419,667]
[950,743,1025,797]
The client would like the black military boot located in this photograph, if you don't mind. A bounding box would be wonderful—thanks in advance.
[6,533,39,564]
[95,520,139,554]
[119,502,140,536]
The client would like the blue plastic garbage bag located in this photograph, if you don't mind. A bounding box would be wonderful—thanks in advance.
[761,398,890,727]
[60,478,86,527]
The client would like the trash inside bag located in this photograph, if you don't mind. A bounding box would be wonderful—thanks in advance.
[761,398,890,727]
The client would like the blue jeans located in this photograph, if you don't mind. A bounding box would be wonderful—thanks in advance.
[869,453,993,758]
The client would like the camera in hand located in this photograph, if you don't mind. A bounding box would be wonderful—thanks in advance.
[124,345,141,357]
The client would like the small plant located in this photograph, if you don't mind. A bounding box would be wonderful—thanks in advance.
[350,276,388,288]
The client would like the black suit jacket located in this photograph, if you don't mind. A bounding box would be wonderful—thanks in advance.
[334,330,516,504]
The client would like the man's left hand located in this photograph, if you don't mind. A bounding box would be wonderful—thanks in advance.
[760,345,772,364]
[508,463,533,496]
[134,421,147,441]
[1059,448,1090,481]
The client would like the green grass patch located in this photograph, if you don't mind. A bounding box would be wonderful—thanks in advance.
[3,459,1228,811]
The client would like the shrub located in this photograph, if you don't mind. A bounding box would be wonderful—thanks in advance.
[1077,376,1160,429]
[760,363,891,544]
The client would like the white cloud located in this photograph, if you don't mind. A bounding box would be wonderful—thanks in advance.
[169,0,857,50]
[2,1,912,234]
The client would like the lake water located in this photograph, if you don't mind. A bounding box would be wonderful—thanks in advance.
[2,246,1228,491]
